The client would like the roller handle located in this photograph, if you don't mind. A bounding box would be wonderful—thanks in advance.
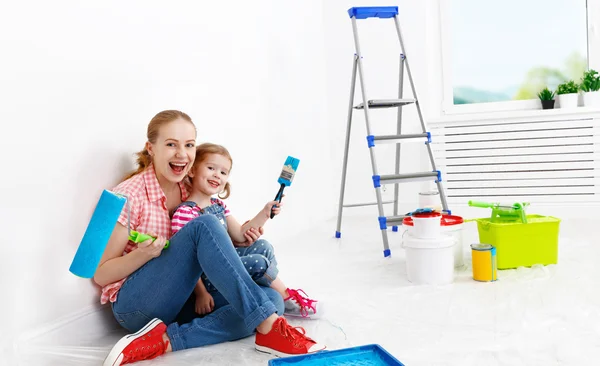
[129,231,170,249]
[468,200,496,208]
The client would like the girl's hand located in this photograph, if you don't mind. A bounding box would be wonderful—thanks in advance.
[195,291,214,315]
[263,200,283,218]
[233,227,264,247]
[137,232,165,260]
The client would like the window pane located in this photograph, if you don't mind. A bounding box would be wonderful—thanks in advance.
[451,0,588,105]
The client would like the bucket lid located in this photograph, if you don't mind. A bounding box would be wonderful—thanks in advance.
[403,214,464,227]
[403,234,455,249]
[412,211,442,218]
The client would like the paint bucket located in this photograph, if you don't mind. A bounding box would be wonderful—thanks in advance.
[403,235,455,285]
[411,211,442,238]
[403,215,464,268]
[418,191,442,211]
[470,243,497,282]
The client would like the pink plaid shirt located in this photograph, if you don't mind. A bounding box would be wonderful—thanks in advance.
[99,165,189,304]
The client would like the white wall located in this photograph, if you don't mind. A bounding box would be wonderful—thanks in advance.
[0,1,329,362]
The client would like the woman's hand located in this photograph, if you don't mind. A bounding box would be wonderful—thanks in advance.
[233,226,264,247]
[195,291,214,315]
[136,232,166,260]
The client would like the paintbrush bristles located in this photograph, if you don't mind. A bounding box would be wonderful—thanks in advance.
[277,156,300,186]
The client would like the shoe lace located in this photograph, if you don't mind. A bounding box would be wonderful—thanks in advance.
[277,318,314,348]
[122,334,167,363]
[287,288,317,318]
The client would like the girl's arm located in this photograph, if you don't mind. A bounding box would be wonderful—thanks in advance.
[93,223,165,287]
[226,200,281,242]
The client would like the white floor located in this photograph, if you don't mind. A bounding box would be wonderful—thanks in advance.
[18,214,600,366]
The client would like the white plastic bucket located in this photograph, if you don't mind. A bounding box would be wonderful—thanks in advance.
[403,215,464,268]
[418,191,441,211]
[411,212,442,238]
[403,234,455,285]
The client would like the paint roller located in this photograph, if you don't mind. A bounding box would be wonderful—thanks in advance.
[69,190,169,278]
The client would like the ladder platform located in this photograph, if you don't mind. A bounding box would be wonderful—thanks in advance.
[348,7,398,19]
[354,98,415,110]
[374,171,441,186]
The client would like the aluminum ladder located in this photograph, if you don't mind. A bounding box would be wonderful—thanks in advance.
[335,6,450,257]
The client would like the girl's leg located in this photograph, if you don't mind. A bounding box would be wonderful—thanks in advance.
[236,239,280,288]
[235,240,320,320]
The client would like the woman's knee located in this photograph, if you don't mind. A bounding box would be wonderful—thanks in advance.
[177,214,229,248]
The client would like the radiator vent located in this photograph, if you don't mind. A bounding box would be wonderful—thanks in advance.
[430,116,600,203]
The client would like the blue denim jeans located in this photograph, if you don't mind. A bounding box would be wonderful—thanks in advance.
[111,214,283,351]
[178,201,280,292]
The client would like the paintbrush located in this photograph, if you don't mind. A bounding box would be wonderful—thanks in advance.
[271,156,300,219]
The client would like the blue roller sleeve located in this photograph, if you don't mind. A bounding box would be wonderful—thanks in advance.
[348,6,398,19]
[69,190,126,278]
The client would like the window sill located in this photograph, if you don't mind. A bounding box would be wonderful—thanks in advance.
[427,106,600,125]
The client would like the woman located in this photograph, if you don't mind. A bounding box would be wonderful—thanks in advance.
[94,110,325,365]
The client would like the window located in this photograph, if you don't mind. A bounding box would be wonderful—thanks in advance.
[440,0,599,113]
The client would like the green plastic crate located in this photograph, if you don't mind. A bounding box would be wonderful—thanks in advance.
[475,215,561,269]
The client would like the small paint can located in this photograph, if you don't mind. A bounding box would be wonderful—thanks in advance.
[470,243,497,282]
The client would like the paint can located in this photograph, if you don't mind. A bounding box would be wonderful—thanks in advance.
[470,243,497,282]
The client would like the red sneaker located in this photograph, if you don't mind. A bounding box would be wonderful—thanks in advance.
[103,318,169,366]
[255,317,326,357]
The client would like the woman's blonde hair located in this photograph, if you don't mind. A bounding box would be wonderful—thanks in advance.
[123,110,195,181]
[192,143,233,199]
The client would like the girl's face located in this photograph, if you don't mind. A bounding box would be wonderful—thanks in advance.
[147,118,196,185]
[189,153,232,197]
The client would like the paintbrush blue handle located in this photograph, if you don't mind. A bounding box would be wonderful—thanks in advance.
[271,183,285,219]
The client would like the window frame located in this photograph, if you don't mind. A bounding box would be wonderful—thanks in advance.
[439,0,600,115]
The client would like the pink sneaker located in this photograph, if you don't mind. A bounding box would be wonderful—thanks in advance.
[283,288,321,319]
[103,318,169,366]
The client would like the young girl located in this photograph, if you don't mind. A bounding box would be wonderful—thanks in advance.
[171,143,320,319]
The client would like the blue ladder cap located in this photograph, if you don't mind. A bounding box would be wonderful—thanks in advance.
[435,170,442,182]
[335,231,341,238]
[426,132,432,143]
[367,135,375,148]
[348,6,398,19]
[383,249,391,257]
[372,175,381,188]
[378,216,387,230]
[392,225,398,232]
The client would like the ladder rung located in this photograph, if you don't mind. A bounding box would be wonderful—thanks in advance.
[343,200,395,208]
[385,215,407,225]
[378,171,441,185]
[354,99,415,110]
[371,133,430,145]
[378,215,408,230]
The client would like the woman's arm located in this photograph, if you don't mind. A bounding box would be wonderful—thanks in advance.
[93,223,164,287]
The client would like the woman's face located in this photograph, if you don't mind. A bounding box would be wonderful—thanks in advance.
[147,118,196,184]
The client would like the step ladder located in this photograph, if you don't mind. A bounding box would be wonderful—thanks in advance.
[335,6,450,257]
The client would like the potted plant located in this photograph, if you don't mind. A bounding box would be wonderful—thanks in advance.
[580,69,600,107]
[556,80,579,109]
[537,87,555,109]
